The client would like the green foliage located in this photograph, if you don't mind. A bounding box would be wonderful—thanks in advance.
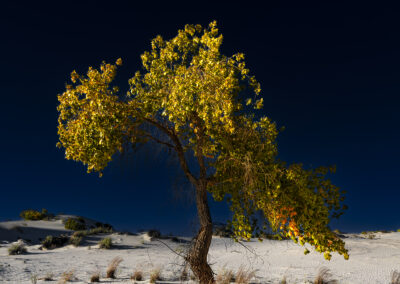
[8,243,27,255]
[41,235,69,249]
[99,237,112,249]
[56,21,348,260]
[69,235,83,247]
[20,208,51,220]
[64,218,86,231]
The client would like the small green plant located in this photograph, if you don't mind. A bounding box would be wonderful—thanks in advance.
[149,268,161,283]
[64,218,86,231]
[8,243,27,255]
[99,237,112,249]
[106,256,123,278]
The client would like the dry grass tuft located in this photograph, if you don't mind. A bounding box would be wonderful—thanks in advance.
[149,268,162,283]
[280,275,287,284]
[235,265,256,284]
[314,267,337,284]
[90,270,100,282]
[58,270,75,284]
[131,269,143,281]
[391,270,400,284]
[216,267,235,284]
[106,256,123,278]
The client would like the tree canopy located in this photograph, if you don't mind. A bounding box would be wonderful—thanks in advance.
[57,21,348,261]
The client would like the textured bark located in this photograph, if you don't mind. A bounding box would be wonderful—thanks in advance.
[187,180,214,284]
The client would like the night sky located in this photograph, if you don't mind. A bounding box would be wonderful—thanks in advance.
[1,2,399,235]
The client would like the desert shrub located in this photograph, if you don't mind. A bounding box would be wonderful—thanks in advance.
[41,235,69,249]
[20,209,50,220]
[69,235,82,247]
[235,266,255,284]
[148,229,161,238]
[131,270,143,281]
[149,268,161,283]
[64,218,86,231]
[8,243,27,255]
[72,230,87,238]
[99,237,112,249]
[89,226,113,235]
[90,271,100,282]
[106,257,123,278]
[76,216,85,223]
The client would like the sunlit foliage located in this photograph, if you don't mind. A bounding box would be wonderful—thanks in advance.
[57,21,348,260]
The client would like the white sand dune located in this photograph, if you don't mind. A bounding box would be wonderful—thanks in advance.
[0,219,399,283]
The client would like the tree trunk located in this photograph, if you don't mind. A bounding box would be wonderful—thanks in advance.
[187,179,214,284]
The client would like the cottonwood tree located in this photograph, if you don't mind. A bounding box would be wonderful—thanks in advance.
[57,22,348,283]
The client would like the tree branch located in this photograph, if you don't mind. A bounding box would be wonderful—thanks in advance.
[143,133,175,148]
[144,117,198,185]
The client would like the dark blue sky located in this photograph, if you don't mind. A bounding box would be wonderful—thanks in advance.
[1,1,399,235]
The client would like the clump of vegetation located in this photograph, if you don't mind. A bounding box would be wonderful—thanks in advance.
[59,270,75,283]
[106,257,123,278]
[235,266,256,284]
[8,243,27,255]
[20,208,52,221]
[148,229,161,238]
[64,217,86,231]
[90,271,100,282]
[99,237,112,249]
[313,267,337,284]
[89,226,113,235]
[41,235,69,250]
[216,268,235,284]
[95,222,113,230]
[69,235,82,247]
[131,270,143,281]
[149,268,161,283]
